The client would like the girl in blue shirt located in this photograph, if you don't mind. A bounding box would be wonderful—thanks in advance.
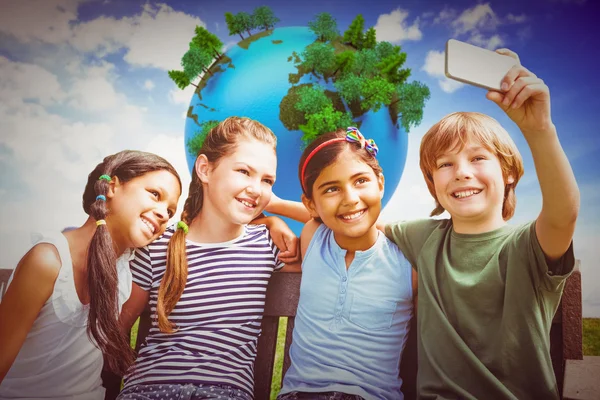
[268,127,417,400]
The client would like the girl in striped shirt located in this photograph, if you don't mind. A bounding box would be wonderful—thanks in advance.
[118,117,300,400]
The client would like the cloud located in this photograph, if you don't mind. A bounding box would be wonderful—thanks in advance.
[374,9,422,44]
[421,50,464,93]
[0,0,82,44]
[0,56,66,107]
[469,33,504,50]
[506,13,528,23]
[433,4,527,51]
[1,2,206,71]
[169,84,197,106]
[452,3,500,35]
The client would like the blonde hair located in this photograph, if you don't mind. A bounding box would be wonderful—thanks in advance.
[419,112,524,220]
[157,117,277,333]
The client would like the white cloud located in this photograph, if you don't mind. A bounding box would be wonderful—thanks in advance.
[506,13,528,23]
[452,3,500,35]
[469,33,505,50]
[421,50,464,93]
[144,80,155,90]
[374,9,422,44]
[434,8,457,25]
[0,56,66,107]
[0,0,82,44]
[2,2,206,71]
[169,84,197,106]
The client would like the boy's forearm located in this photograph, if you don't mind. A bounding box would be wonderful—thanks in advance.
[526,125,580,227]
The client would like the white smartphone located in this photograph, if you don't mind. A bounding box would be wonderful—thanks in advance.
[445,39,519,91]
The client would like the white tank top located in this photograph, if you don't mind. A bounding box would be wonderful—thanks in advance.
[0,232,132,400]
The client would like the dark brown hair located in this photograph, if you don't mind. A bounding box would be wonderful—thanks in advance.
[419,112,524,220]
[299,128,383,200]
[158,117,277,333]
[83,150,181,374]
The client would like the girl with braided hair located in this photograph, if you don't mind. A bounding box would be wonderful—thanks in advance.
[117,117,300,400]
[0,150,182,400]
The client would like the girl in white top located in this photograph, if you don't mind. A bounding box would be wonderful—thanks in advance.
[0,150,183,400]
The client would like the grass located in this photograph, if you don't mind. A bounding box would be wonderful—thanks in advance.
[583,318,600,356]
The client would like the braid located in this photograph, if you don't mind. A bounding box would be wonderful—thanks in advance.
[82,150,180,374]
[87,169,135,375]
[158,175,203,333]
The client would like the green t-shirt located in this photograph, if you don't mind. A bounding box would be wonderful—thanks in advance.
[385,218,574,400]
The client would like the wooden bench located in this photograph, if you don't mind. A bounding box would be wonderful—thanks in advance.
[0,264,584,399]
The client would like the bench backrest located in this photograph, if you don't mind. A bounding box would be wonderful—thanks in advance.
[0,265,583,400]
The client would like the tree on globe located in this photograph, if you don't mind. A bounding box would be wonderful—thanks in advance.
[168,9,430,234]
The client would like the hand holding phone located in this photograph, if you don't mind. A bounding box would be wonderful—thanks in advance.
[445,39,519,91]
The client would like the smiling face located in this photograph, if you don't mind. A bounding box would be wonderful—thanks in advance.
[303,149,384,250]
[432,139,514,233]
[106,169,181,249]
[199,138,277,227]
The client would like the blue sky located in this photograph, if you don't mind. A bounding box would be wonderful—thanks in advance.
[0,0,598,316]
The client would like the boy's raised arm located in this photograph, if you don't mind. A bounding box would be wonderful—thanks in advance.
[487,49,579,261]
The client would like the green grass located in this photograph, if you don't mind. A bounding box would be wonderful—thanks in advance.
[583,318,600,356]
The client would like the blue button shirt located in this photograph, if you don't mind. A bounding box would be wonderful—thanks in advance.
[281,224,414,399]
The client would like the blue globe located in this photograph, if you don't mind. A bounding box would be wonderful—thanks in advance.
[184,26,408,234]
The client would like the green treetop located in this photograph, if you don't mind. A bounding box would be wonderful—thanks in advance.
[294,85,331,116]
[332,50,355,77]
[299,104,353,145]
[391,81,431,132]
[308,12,339,42]
[183,46,214,79]
[301,43,336,78]
[253,6,279,31]
[363,27,377,49]
[192,26,223,60]
[168,70,193,90]
[236,12,256,37]
[343,14,365,49]
[225,12,244,40]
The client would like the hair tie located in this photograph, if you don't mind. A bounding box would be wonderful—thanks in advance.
[98,175,112,182]
[177,221,189,234]
[96,220,106,226]
[96,195,106,201]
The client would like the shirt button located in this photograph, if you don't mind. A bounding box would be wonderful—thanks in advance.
[342,277,347,281]
[341,289,346,293]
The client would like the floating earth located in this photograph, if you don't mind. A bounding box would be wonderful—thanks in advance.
[184,26,408,234]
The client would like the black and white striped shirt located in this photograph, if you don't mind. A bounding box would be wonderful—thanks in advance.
[123,224,284,396]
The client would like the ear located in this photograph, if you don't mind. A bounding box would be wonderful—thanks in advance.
[105,176,120,199]
[301,194,320,219]
[377,172,385,199]
[195,154,210,184]
[506,174,515,185]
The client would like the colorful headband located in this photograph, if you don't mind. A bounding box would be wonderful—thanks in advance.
[96,195,106,201]
[177,221,189,234]
[300,127,378,192]
[96,220,106,226]
[98,175,112,182]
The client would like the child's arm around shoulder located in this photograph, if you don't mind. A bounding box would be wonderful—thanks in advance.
[0,244,61,382]
[487,49,580,261]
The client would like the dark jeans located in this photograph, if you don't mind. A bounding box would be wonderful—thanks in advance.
[278,391,365,400]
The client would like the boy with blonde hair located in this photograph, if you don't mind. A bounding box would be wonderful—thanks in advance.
[385,49,579,399]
